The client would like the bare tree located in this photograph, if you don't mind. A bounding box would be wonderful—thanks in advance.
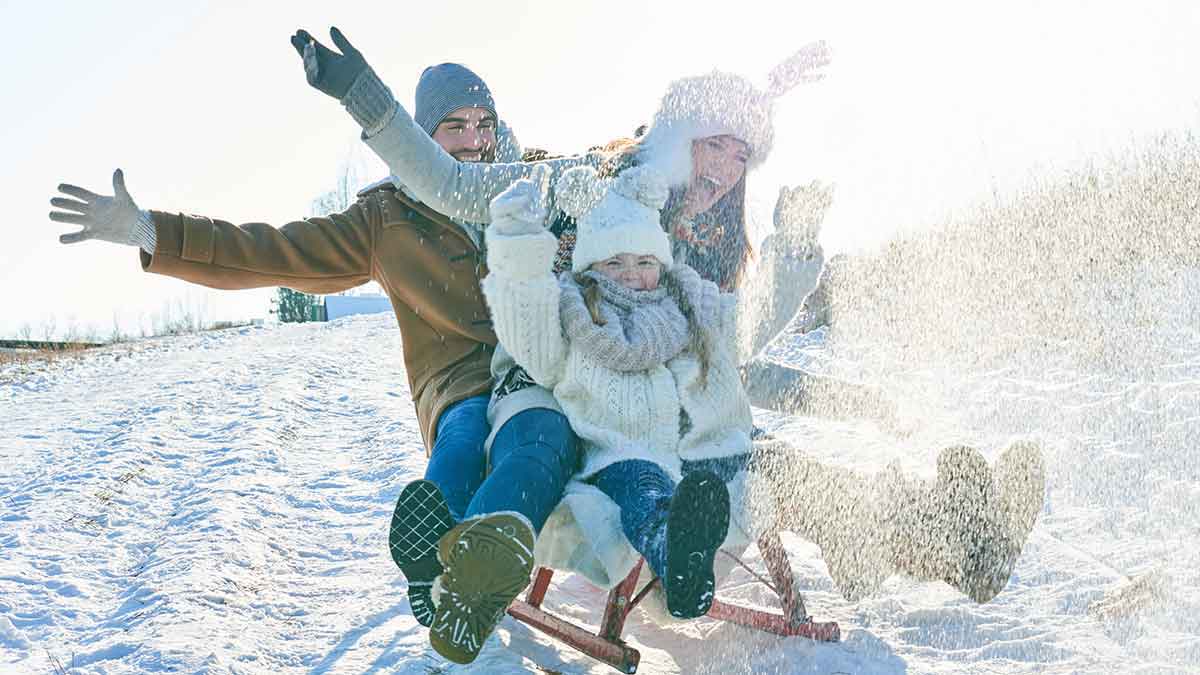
[62,319,80,344]
[110,311,124,344]
[307,151,385,297]
[309,153,372,217]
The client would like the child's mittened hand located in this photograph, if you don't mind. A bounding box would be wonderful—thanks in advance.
[489,166,551,236]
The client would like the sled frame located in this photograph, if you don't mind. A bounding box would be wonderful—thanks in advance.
[506,532,840,674]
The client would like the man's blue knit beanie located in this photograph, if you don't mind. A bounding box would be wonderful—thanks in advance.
[414,63,497,135]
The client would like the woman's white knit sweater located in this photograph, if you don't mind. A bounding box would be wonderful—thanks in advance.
[482,228,754,481]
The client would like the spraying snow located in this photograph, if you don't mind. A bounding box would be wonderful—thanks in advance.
[4,134,1200,673]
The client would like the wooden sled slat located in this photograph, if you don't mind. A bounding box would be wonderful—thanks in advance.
[506,533,839,674]
[525,566,555,607]
[508,599,642,674]
[599,560,645,641]
[706,599,840,640]
[760,527,808,623]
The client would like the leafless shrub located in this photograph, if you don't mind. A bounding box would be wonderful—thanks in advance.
[207,320,253,331]
[40,316,56,342]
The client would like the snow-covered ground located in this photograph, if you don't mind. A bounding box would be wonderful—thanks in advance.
[2,293,1198,673]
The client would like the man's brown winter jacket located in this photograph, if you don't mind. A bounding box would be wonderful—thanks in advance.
[140,183,496,453]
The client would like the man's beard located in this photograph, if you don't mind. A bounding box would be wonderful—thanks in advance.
[452,146,495,163]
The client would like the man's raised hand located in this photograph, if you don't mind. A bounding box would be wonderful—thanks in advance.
[50,170,142,246]
[290,27,368,100]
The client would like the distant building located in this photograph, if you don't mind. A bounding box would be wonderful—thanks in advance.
[323,295,394,321]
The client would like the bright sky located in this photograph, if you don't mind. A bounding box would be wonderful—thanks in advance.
[3,0,1198,339]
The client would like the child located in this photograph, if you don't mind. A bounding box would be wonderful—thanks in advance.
[425,164,757,663]
[488,162,757,607]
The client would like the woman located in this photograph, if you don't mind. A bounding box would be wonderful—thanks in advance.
[487,75,1044,612]
[293,26,1044,618]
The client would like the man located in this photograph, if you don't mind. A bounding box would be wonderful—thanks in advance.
[287,28,620,664]
[48,49,581,658]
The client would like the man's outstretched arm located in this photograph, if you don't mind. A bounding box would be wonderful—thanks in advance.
[50,170,374,294]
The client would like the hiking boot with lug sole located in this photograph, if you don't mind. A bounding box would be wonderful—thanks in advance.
[428,511,536,664]
[664,470,730,619]
[388,479,456,627]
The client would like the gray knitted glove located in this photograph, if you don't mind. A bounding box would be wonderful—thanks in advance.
[766,40,833,97]
[772,181,831,260]
[291,27,396,135]
[488,166,552,236]
[50,169,156,252]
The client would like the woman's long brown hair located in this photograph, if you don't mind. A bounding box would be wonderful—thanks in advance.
[660,270,711,383]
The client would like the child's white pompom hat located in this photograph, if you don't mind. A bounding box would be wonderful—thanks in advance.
[557,165,674,273]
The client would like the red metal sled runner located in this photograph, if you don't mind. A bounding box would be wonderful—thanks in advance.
[506,532,840,674]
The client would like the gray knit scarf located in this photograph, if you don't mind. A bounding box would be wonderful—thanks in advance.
[559,271,689,372]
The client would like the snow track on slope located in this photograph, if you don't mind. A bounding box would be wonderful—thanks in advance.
[3,312,1199,674]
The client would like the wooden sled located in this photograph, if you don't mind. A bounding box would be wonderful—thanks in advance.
[506,532,841,674]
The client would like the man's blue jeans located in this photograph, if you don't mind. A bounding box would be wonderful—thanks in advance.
[465,407,579,532]
[423,397,579,533]
[423,394,491,521]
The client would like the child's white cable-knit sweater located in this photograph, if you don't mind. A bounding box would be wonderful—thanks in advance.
[482,228,754,480]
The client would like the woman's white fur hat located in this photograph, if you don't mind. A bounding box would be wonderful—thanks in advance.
[635,42,829,187]
[637,70,773,187]
[558,165,674,273]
